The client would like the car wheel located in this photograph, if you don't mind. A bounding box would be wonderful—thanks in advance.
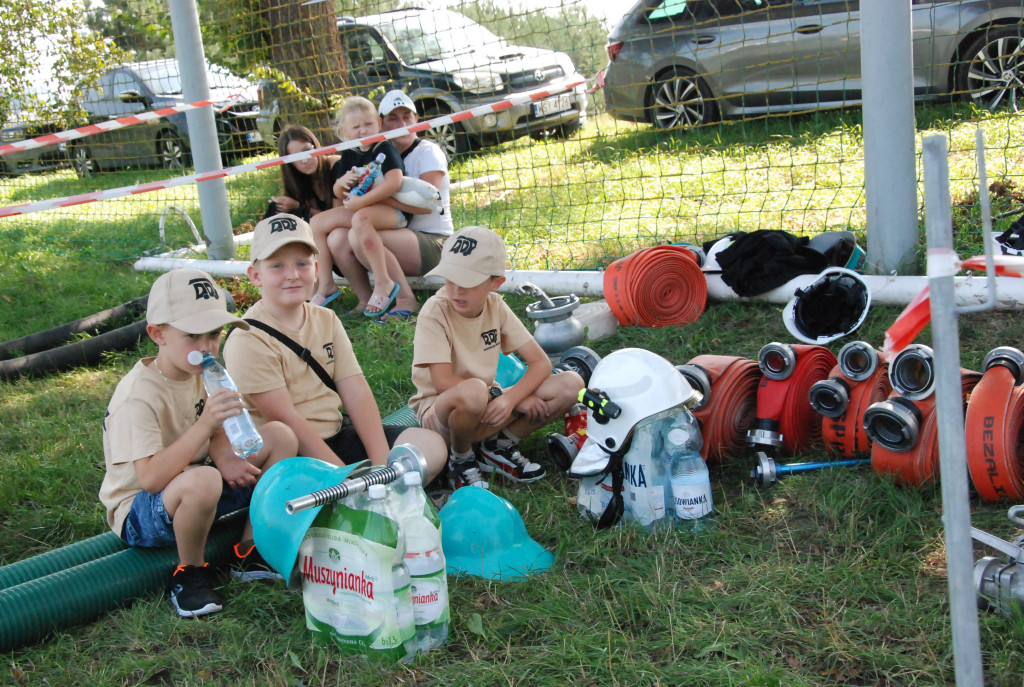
[420,104,472,159]
[957,26,1024,112]
[157,131,187,170]
[71,144,99,178]
[649,69,718,130]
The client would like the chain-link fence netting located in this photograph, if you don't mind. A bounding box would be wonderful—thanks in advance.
[2,0,1023,268]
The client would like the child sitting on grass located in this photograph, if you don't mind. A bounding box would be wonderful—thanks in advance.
[309,96,409,317]
[99,268,299,618]
[409,225,585,489]
[223,213,447,479]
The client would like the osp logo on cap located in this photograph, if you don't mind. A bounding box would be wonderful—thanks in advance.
[251,212,319,262]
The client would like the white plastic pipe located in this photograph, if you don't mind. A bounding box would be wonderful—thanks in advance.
[133,256,1024,309]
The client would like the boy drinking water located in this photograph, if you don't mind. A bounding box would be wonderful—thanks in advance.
[309,96,409,317]
[99,268,299,618]
[409,226,585,489]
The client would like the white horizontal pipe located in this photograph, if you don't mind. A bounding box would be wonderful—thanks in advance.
[133,256,1024,310]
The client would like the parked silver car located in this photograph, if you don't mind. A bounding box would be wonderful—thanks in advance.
[0,100,68,177]
[603,0,1024,129]
[71,59,266,177]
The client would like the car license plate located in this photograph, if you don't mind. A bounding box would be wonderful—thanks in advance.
[533,95,571,118]
[247,131,263,143]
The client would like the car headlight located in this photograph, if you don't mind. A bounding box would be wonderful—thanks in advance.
[452,71,504,95]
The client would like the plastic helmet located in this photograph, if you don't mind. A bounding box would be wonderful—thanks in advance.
[250,456,370,589]
[702,236,736,272]
[583,347,701,455]
[439,488,554,580]
[783,267,871,345]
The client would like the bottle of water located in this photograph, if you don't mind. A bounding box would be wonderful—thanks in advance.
[187,351,263,459]
[622,420,668,529]
[367,484,417,662]
[396,471,449,652]
[663,411,714,528]
[351,153,386,196]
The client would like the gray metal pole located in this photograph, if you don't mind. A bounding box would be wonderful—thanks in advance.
[166,0,236,260]
[921,135,984,685]
[861,0,920,275]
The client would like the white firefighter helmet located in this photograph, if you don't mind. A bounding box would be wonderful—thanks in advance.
[582,348,701,455]
[783,267,870,345]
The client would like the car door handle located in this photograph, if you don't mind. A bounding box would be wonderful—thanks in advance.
[694,35,717,45]
[795,24,825,34]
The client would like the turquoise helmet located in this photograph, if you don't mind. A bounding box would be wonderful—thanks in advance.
[440,488,554,580]
[250,456,368,589]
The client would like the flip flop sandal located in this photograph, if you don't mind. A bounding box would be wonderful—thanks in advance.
[373,309,418,325]
[363,282,400,317]
[310,291,341,307]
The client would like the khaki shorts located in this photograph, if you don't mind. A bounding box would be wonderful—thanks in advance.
[417,403,451,444]
[416,232,447,275]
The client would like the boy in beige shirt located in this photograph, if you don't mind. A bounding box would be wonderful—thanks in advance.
[100,268,298,618]
[410,225,584,489]
[223,213,446,478]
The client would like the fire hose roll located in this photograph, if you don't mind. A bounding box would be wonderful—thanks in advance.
[604,245,706,328]
[685,355,762,464]
[820,364,892,458]
[965,365,1024,502]
[870,371,981,486]
[752,344,837,455]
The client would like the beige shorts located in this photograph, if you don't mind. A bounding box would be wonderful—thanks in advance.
[417,403,451,444]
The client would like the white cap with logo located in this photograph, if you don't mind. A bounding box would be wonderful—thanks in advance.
[378,90,417,116]
[147,268,249,334]
[425,225,507,288]
[250,213,319,263]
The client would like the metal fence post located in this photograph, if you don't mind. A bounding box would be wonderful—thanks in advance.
[861,0,920,275]
[166,0,236,260]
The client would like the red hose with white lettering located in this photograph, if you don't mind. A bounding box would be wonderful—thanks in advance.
[604,245,706,328]
[685,355,762,464]
[965,365,1024,501]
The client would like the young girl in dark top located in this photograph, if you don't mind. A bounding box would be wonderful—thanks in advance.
[266,125,339,222]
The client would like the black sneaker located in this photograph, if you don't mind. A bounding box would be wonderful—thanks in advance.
[477,440,547,483]
[448,456,489,490]
[230,542,283,582]
[169,563,223,618]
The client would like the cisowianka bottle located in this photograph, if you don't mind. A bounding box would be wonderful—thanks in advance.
[187,351,263,459]
[662,411,714,528]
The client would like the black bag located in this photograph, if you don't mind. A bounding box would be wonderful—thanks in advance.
[715,230,829,297]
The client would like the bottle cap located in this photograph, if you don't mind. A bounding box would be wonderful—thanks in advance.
[187,351,206,366]
[368,484,386,499]
[403,472,422,486]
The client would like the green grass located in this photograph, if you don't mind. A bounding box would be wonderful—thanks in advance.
[3,107,1024,685]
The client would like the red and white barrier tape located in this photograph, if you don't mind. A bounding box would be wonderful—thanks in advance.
[0,96,245,157]
[0,78,585,220]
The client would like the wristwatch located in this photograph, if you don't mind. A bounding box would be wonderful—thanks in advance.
[489,386,503,401]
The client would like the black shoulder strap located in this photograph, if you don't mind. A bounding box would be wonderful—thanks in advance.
[400,137,421,160]
[242,319,335,391]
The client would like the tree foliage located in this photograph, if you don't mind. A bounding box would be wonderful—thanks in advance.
[0,0,122,125]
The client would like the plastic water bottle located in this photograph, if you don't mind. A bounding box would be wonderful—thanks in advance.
[396,472,449,652]
[663,411,714,528]
[351,153,386,196]
[622,421,668,529]
[367,484,417,662]
[577,471,618,525]
[187,351,263,459]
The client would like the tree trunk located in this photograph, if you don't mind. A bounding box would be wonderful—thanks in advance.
[258,0,347,145]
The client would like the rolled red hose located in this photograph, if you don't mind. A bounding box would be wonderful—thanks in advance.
[754,345,837,455]
[687,354,762,464]
[821,363,892,458]
[965,365,1024,502]
[604,245,706,328]
[871,370,981,486]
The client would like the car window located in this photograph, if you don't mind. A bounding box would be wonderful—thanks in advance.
[373,10,504,64]
[647,0,778,22]
[344,30,385,66]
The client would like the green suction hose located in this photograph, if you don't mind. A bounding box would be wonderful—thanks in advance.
[0,532,126,590]
[0,511,245,652]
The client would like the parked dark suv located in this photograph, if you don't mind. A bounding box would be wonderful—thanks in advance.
[257,8,588,157]
[70,59,266,177]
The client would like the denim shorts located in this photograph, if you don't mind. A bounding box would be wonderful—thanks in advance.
[121,481,253,548]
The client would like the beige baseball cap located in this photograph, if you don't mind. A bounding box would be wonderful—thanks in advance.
[425,226,507,288]
[378,90,416,116]
[146,268,249,334]
[250,213,319,263]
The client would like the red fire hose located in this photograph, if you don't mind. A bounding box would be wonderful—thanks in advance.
[870,371,981,486]
[604,245,706,328]
[820,363,892,458]
[750,344,837,455]
[965,365,1024,501]
[684,355,762,464]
